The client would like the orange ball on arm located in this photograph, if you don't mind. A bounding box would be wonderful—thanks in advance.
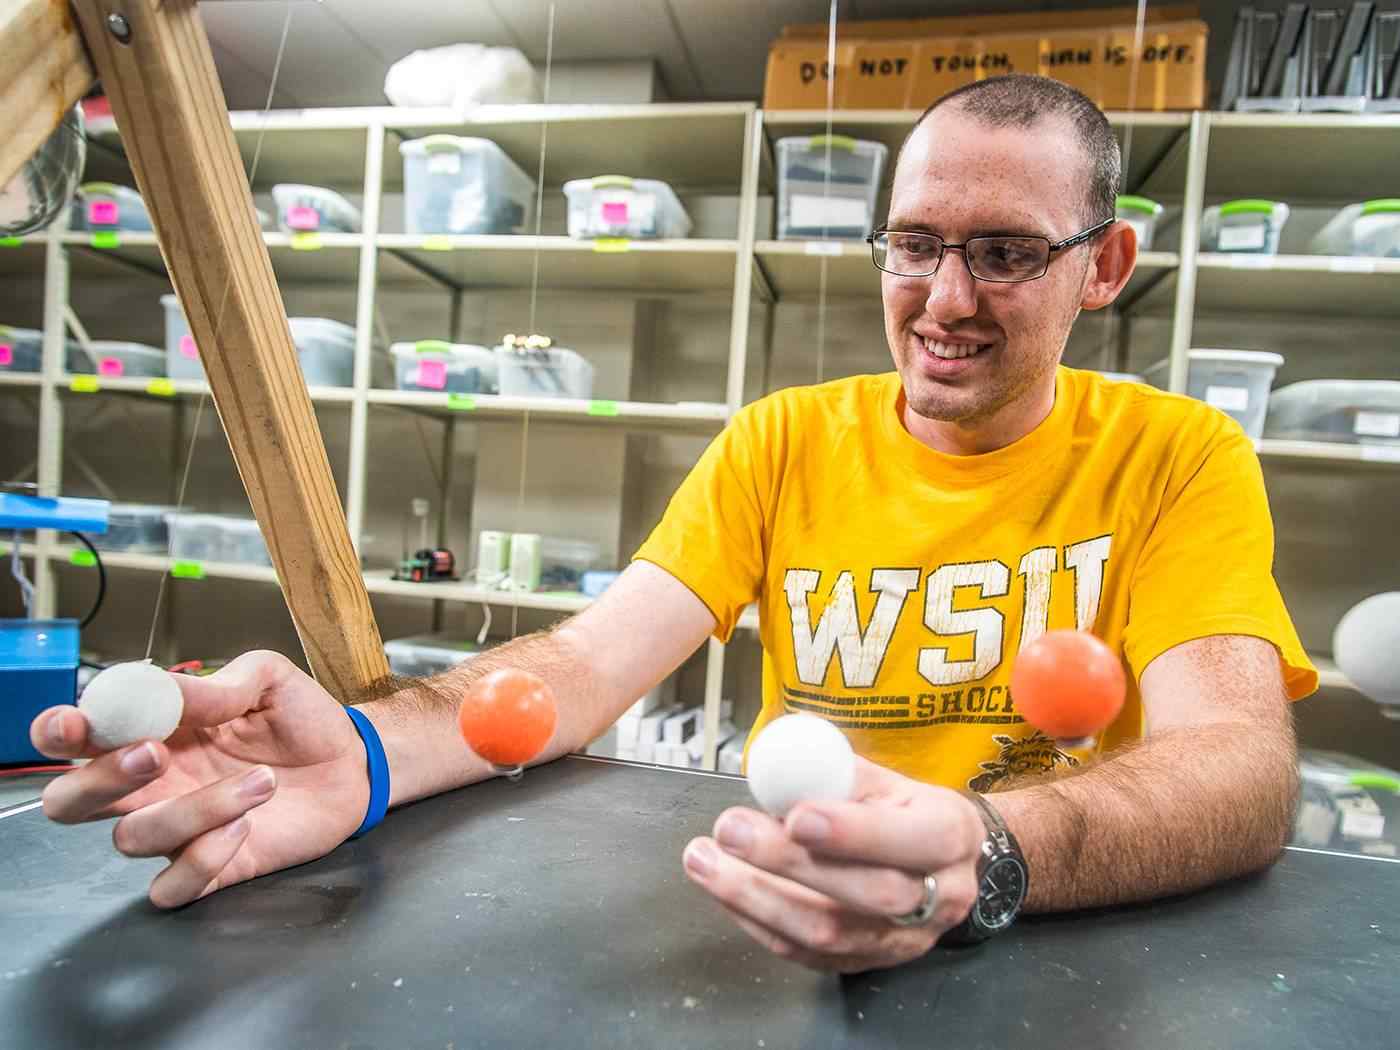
[457,668,559,776]
[1010,630,1127,747]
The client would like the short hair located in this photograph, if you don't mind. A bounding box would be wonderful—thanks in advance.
[898,74,1121,226]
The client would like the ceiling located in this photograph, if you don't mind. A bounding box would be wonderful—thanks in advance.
[195,1,1400,111]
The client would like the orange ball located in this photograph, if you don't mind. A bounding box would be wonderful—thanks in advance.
[458,668,558,767]
[1010,630,1126,740]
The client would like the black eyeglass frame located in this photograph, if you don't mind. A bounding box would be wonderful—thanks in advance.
[866,216,1117,283]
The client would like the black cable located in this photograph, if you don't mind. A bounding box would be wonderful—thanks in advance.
[66,531,106,629]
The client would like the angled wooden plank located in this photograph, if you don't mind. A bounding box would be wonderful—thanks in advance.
[0,0,96,188]
[70,0,390,700]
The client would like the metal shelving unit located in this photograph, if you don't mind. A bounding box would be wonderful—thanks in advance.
[4,103,1397,769]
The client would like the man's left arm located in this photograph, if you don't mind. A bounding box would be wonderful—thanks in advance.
[991,632,1298,912]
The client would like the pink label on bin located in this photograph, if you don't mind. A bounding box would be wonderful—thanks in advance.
[602,201,629,225]
[0,345,11,366]
[286,206,320,231]
[88,200,119,225]
[179,334,199,360]
[415,360,448,390]
[98,357,124,377]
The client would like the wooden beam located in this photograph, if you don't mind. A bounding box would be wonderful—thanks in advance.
[0,0,96,189]
[70,0,391,701]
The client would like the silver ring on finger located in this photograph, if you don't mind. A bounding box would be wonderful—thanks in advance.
[889,873,938,927]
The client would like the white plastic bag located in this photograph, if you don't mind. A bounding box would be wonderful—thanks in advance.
[384,44,540,110]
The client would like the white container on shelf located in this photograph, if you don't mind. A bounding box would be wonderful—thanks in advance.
[167,513,223,563]
[1187,349,1285,437]
[1309,200,1400,257]
[70,183,152,231]
[219,517,273,566]
[288,317,356,387]
[400,136,535,236]
[1199,199,1289,254]
[495,345,594,399]
[1264,380,1400,445]
[775,135,887,241]
[539,537,606,591]
[94,503,176,553]
[161,294,203,380]
[562,176,692,240]
[390,340,498,394]
[1116,194,1163,250]
[0,324,43,373]
[271,184,361,233]
[384,633,482,677]
[71,340,166,379]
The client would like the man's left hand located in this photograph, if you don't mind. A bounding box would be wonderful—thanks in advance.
[682,757,985,972]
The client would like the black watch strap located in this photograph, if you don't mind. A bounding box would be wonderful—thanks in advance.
[942,792,1027,946]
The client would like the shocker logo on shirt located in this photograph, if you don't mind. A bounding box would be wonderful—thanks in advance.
[968,733,1080,792]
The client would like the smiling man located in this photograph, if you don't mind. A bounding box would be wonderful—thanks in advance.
[31,75,1315,974]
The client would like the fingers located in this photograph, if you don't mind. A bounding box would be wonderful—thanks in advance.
[784,787,984,873]
[113,765,276,858]
[29,706,105,761]
[172,650,302,729]
[148,816,252,909]
[41,740,170,824]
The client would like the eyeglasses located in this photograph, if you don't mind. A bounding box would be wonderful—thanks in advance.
[867,217,1115,283]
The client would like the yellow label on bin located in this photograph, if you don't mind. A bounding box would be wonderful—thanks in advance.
[90,232,120,249]
[146,379,176,398]
[587,400,620,417]
[171,560,205,580]
[70,375,100,393]
[593,238,631,253]
[447,394,476,411]
[70,549,97,568]
[422,236,454,251]
[291,232,323,251]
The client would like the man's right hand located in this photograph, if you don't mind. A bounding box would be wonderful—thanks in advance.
[29,651,371,909]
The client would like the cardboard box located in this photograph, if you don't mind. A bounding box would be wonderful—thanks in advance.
[764,19,1207,112]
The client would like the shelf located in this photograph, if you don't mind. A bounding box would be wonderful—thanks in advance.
[1256,439,1400,467]
[367,390,728,432]
[753,241,1178,304]
[382,103,755,191]
[376,235,738,293]
[57,232,365,284]
[761,110,1188,193]
[1194,254,1400,319]
[0,373,43,388]
[54,374,358,405]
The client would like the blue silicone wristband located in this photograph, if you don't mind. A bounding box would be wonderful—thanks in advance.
[345,705,390,839]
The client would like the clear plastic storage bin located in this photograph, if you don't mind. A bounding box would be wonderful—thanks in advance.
[1200,199,1289,254]
[288,317,356,387]
[71,340,166,379]
[94,504,175,553]
[390,341,498,393]
[169,514,271,566]
[1309,200,1400,257]
[1116,195,1162,250]
[562,176,692,240]
[161,294,203,380]
[1187,349,1285,437]
[70,183,152,231]
[775,135,888,241]
[0,325,42,373]
[220,517,273,566]
[384,634,482,677]
[271,184,361,234]
[539,537,606,591]
[400,136,535,236]
[1264,380,1400,445]
[495,345,594,399]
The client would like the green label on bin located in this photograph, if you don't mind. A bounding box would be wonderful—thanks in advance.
[171,560,205,580]
[70,375,100,393]
[291,232,323,251]
[447,394,476,411]
[146,379,176,397]
[422,236,454,251]
[90,232,121,249]
[1361,198,1400,216]
[587,399,620,417]
[414,339,453,354]
[0,237,22,247]
[807,134,857,151]
[1350,772,1400,793]
[69,549,97,568]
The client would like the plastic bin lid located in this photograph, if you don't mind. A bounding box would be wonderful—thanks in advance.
[390,340,492,358]
[78,182,138,199]
[1361,199,1400,215]
[1189,349,1285,366]
[109,502,177,514]
[385,633,480,654]
[288,317,356,342]
[776,134,888,156]
[399,135,501,155]
[1218,199,1283,216]
[0,324,41,338]
[1268,378,1400,404]
[160,293,180,307]
[1116,195,1161,216]
[88,340,163,357]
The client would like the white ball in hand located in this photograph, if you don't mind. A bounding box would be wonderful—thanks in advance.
[746,713,856,818]
[77,660,185,751]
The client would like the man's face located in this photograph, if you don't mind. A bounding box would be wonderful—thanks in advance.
[882,107,1100,429]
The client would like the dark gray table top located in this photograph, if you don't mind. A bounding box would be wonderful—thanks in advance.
[2,756,1396,1050]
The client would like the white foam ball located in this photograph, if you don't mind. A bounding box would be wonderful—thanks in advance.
[746,713,856,818]
[78,660,185,750]
[1334,592,1400,715]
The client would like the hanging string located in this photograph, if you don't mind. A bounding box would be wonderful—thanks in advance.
[816,0,838,384]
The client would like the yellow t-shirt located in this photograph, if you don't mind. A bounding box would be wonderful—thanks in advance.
[634,366,1316,791]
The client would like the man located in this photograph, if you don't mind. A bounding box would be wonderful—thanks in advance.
[30,75,1315,973]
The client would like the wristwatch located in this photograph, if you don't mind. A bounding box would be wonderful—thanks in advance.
[943,792,1029,945]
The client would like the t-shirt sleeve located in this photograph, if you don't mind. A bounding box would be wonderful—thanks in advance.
[631,401,776,642]
[1123,424,1317,700]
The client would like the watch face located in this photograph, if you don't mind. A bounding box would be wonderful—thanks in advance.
[975,855,1027,930]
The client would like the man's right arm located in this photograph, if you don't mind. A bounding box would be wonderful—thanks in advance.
[358,559,720,808]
